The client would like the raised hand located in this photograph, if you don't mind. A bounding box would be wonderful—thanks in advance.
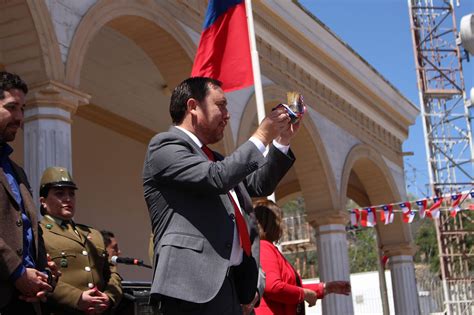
[276,118,301,146]
[252,107,290,146]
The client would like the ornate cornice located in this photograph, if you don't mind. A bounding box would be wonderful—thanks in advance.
[383,243,417,257]
[26,80,90,114]
[173,0,206,27]
[307,209,349,227]
[260,46,403,162]
[257,34,404,161]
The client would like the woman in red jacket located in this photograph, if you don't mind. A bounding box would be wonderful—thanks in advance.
[254,200,350,315]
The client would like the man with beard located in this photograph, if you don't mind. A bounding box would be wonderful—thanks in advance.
[0,71,53,314]
[143,77,301,315]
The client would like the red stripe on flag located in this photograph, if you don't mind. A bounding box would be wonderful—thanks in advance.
[191,2,253,92]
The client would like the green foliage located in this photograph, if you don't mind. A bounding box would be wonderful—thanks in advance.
[412,210,474,275]
[282,197,305,217]
[345,199,380,273]
[347,227,379,273]
[412,219,440,273]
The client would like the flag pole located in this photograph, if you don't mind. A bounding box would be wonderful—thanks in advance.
[245,0,276,202]
[245,0,265,124]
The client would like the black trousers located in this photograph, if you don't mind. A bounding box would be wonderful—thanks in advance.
[160,272,242,315]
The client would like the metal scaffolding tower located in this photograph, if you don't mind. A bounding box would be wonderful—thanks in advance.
[408,0,474,314]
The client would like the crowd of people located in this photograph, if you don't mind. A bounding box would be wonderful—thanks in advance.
[0,71,350,315]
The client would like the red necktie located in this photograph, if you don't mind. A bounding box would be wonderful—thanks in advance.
[201,145,252,256]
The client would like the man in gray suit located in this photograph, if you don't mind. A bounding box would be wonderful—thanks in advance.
[143,77,300,315]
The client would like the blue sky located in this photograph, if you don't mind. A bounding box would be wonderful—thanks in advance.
[299,0,474,198]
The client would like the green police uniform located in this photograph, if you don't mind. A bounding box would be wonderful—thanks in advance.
[37,167,122,314]
[40,216,122,314]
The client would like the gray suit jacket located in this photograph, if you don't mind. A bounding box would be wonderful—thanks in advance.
[143,126,294,304]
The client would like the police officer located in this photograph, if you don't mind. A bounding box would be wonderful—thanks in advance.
[38,167,122,314]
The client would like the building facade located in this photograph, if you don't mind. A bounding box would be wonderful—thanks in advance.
[0,0,420,313]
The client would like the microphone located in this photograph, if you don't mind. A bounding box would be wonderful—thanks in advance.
[110,256,152,269]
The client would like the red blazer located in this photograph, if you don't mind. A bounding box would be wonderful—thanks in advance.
[255,240,324,315]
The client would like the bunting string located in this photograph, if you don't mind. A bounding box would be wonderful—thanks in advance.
[348,188,474,228]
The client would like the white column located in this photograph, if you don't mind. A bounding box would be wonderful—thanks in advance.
[316,223,354,315]
[23,107,73,203]
[23,81,89,205]
[389,255,420,315]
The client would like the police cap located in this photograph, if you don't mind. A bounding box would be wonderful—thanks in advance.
[39,167,77,197]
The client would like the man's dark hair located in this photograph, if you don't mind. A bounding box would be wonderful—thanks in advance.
[101,230,115,247]
[169,77,222,124]
[0,71,28,99]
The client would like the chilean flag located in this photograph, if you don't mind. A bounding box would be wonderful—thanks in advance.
[361,207,377,227]
[191,0,253,92]
[416,199,428,219]
[380,205,394,225]
[449,194,462,217]
[399,202,413,223]
[350,209,360,227]
[427,197,443,219]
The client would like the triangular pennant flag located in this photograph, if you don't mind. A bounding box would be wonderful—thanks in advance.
[416,199,428,219]
[427,197,443,219]
[364,207,377,227]
[450,194,462,217]
[350,209,360,227]
[399,202,412,223]
[343,188,474,226]
[380,205,394,225]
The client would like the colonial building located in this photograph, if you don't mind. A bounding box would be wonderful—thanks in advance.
[1,0,420,313]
